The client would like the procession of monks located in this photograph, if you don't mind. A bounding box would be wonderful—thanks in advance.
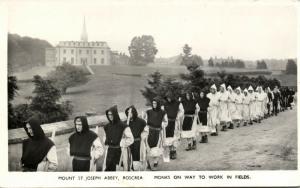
[20,84,295,172]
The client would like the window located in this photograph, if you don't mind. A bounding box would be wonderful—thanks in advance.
[71,49,74,54]
[94,58,97,64]
[63,57,66,62]
[63,49,66,54]
[94,50,96,54]
[71,57,74,64]
[79,49,81,54]
[87,50,89,54]
[101,58,104,64]
[101,50,104,55]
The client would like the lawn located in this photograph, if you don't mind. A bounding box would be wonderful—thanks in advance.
[11,65,279,120]
[12,65,188,119]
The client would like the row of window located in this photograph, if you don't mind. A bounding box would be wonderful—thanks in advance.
[61,42,105,47]
[62,57,105,64]
[63,49,105,55]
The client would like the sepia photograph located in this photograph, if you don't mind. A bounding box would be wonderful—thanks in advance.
[1,0,299,187]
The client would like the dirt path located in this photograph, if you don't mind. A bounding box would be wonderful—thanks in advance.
[158,107,297,171]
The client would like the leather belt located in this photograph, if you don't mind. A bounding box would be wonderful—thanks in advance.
[108,145,121,149]
[149,126,161,131]
[74,156,91,160]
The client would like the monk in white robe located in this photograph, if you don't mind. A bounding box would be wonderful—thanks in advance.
[207,84,220,136]
[218,83,230,131]
[242,89,251,126]
[227,85,236,129]
[232,87,243,127]
[248,86,256,124]
[256,86,265,123]
[262,88,269,118]
[253,87,261,122]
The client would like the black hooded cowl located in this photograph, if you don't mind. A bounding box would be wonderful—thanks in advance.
[21,115,54,170]
[146,99,166,128]
[164,99,180,120]
[182,94,196,115]
[197,93,210,112]
[69,116,98,158]
[104,105,127,146]
[125,105,146,139]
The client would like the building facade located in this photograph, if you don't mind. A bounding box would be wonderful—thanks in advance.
[46,18,111,66]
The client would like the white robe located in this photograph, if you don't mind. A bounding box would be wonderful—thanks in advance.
[256,92,265,118]
[232,93,243,120]
[207,92,220,133]
[218,91,230,122]
[36,146,58,172]
[227,92,236,122]
[242,94,251,121]
[248,92,256,120]
[262,92,269,115]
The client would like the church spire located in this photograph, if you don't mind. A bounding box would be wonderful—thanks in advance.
[81,16,88,42]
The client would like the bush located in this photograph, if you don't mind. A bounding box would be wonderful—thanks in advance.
[8,76,19,129]
[141,69,282,104]
[9,75,73,129]
[141,71,184,106]
[47,63,90,94]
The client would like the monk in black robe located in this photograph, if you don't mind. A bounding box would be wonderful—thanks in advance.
[181,93,199,151]
[69,116,103,171]
[144,98,168,170]
[197,91,210,143]
[21,115,57,171]
[125,105,146,170]
[163,93,184,160]
[104,105,133,171]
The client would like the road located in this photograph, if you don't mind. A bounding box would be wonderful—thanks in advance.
[158,107,297,171]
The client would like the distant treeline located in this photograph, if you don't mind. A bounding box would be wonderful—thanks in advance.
[8,33,52,73]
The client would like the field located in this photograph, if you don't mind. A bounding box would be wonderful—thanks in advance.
[11,65,292,119]
[12,65,188,118]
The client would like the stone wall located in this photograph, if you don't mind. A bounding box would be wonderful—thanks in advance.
[8,112,131,171]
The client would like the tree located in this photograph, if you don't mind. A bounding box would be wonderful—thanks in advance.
[234,59,245,68]
[256,60,268,69]
[182,44,192,58]
[181,44,203,70]
[180,68,211,94]
[13,75,73,127]
[208,57,214,67]
[8,33,52,73]
[47,63,90,94]
[128,35,158,65]
[8,76,19,129]
[285,59,297,75]
[141,71,183,106]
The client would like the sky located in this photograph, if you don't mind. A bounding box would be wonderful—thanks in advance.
[6,0,298,60]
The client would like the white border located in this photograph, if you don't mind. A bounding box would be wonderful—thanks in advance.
[0,0,299,187]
